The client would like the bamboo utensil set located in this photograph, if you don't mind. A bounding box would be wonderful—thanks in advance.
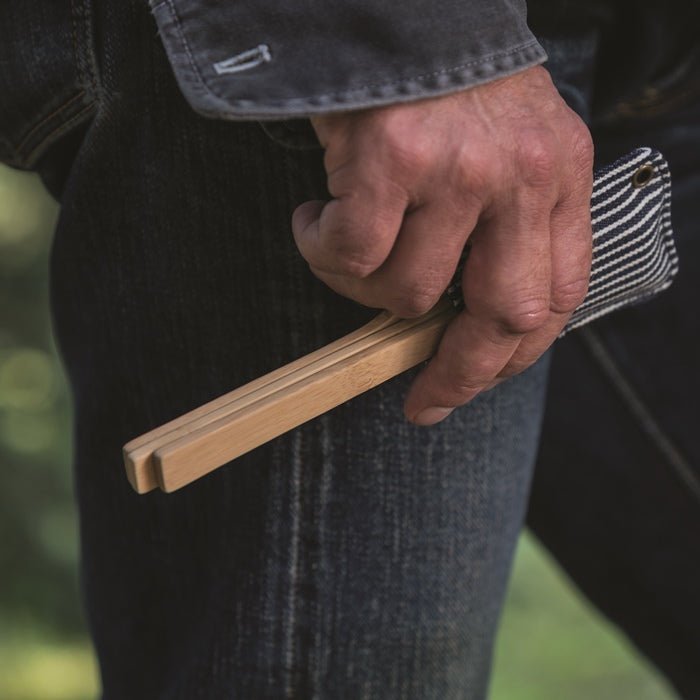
[124,300,458,494]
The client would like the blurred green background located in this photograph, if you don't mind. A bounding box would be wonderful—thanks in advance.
[0,164,675,699]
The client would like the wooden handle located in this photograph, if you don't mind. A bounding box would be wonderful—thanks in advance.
[123,301,456,493]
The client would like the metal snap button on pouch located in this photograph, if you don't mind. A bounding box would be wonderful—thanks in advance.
[632,163,655,188]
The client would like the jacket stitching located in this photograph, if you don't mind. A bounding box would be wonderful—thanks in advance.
[161,0,543,107]
[164,0,211,98]
[213,44,272,75]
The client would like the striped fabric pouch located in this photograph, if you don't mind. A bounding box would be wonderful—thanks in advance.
[447,147,678,335]
[565,147,677,333]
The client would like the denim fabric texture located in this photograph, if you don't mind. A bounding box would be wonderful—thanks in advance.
[148,0,546,120]
[0,0,699,698]
[0,1,97,169]
[3,2,550,697]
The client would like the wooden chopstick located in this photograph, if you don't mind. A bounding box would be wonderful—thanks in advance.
[123,301,455,493]
[151,301,457,492]
[123,310,396,493]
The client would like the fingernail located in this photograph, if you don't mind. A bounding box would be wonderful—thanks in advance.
[413,406,454,426]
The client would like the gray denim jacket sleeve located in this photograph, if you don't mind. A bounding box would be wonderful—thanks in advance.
[150,0,546,120]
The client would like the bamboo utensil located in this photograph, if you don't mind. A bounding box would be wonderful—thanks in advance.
[124,300,457,493]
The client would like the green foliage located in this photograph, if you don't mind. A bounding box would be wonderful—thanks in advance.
[0,164,674,699]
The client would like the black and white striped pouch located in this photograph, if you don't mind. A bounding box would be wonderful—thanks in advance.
[447,147,678,334]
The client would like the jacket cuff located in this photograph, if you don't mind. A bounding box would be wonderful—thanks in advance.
[150,0,547,120]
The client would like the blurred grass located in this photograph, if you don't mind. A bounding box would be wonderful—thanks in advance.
[0,163,675,699]
[492,536,672,700]
[0,624,98,700]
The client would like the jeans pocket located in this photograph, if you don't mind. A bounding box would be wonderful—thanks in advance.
[0,0,99,169]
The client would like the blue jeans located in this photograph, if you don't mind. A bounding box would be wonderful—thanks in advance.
[0,1,698,697]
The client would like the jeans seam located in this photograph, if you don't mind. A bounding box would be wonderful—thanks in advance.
[9,0,99,166]
[19,100,97,168]
[14,91,86,153]
[71,0,100,98]
[580,326,700,504]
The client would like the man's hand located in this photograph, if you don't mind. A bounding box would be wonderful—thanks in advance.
[291,66,594,425]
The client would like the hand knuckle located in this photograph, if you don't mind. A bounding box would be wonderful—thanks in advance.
[378,120,432,172]
[391,282,441,317]
[452,377,485,397]
[438,353,493,397]
[334,255,378,278]
[550,277,590,313]
[327,242,382,278]
[440,368,486,399]
[324,211,392,277]
[570,122,595,171]
[498,298,550,334]
[398,141,432,173]
[328,236,387,277]
[516,129,559,187]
